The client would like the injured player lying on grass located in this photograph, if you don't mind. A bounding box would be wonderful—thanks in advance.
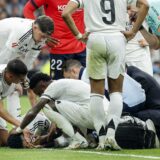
[7,113,67,148]
[9,73,159,149]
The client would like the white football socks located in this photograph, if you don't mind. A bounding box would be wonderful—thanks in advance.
[106,92,123,138]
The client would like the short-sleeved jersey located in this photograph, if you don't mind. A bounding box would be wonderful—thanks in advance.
[0,18,45,69]
[71,0,137,33]
[146,0,160,36]
[0,65,16,100]
[23,0,86,54]
[41,79,90,105]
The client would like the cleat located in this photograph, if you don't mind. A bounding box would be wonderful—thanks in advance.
[65,140,88,149]
[105,137,121,151]
[96,143,105,150]
[146,119,160,148]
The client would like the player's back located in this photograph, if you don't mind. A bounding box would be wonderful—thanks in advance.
[0,18,33,48]
[0,17,32,34]
[81,0,128,33]
[42,79,90,105]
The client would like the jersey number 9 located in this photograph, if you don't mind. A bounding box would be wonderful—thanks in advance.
[100,0,115,25]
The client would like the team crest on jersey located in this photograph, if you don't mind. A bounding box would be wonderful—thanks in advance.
[12,42,19,48]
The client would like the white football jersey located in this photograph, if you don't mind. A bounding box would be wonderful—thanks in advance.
[41,79,90,105]
[0,18,45,69]
[20,113,50,135]
[0,65,16,100]
[71,0,137,33]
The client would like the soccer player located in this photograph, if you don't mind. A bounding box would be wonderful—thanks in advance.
[7,113,53,148]
[0,15,55,120]
[0,59,28,146]
[23,0,86,80]
[62,0,149,150]
[0,15,54,69]
[14,73,98,149]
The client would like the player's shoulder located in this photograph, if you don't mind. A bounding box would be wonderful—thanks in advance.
[13,18,34,42]
[3,17,33,25]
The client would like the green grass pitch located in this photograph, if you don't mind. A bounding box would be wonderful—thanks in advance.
[1,96,160,160]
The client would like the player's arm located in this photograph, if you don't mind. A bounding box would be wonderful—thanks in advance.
[0,100,20,127]
[27,89,37,107]
[23,0,45,19]
[18,98,50,132]
[62,1,80,37]
[140,28,160,49]
[0,32,18,64]
[62,1,88,42]
[132,0,149,32]
[124,0,149,40]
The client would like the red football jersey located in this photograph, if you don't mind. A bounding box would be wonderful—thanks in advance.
[23,0,86,54]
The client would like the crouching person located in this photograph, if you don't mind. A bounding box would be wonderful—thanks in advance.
[0,59,28,146]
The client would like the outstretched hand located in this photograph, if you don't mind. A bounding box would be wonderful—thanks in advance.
[45,36,60,48]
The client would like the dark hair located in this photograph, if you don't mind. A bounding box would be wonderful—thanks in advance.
[7,133,23,148]
[27,69,39,80]
[34,15,54,35]
[62,59,82,72]
[6,59,28,75]
[30,72,52,89]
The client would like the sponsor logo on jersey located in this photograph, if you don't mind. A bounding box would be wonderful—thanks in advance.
[18,45,29,53]
[57,5,82,12]
[58,5,66,11]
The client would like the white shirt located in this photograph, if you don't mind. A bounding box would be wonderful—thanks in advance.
[0,17,45,70]
[79,68,146,107]
[20,113,50,134]
[0,65,16,100]
[71,0,137,33]
[41,79,90,105]
[123,73,146,107]
[126,16,150,61]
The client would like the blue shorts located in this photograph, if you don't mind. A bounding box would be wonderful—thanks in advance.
[50,49,86,80]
